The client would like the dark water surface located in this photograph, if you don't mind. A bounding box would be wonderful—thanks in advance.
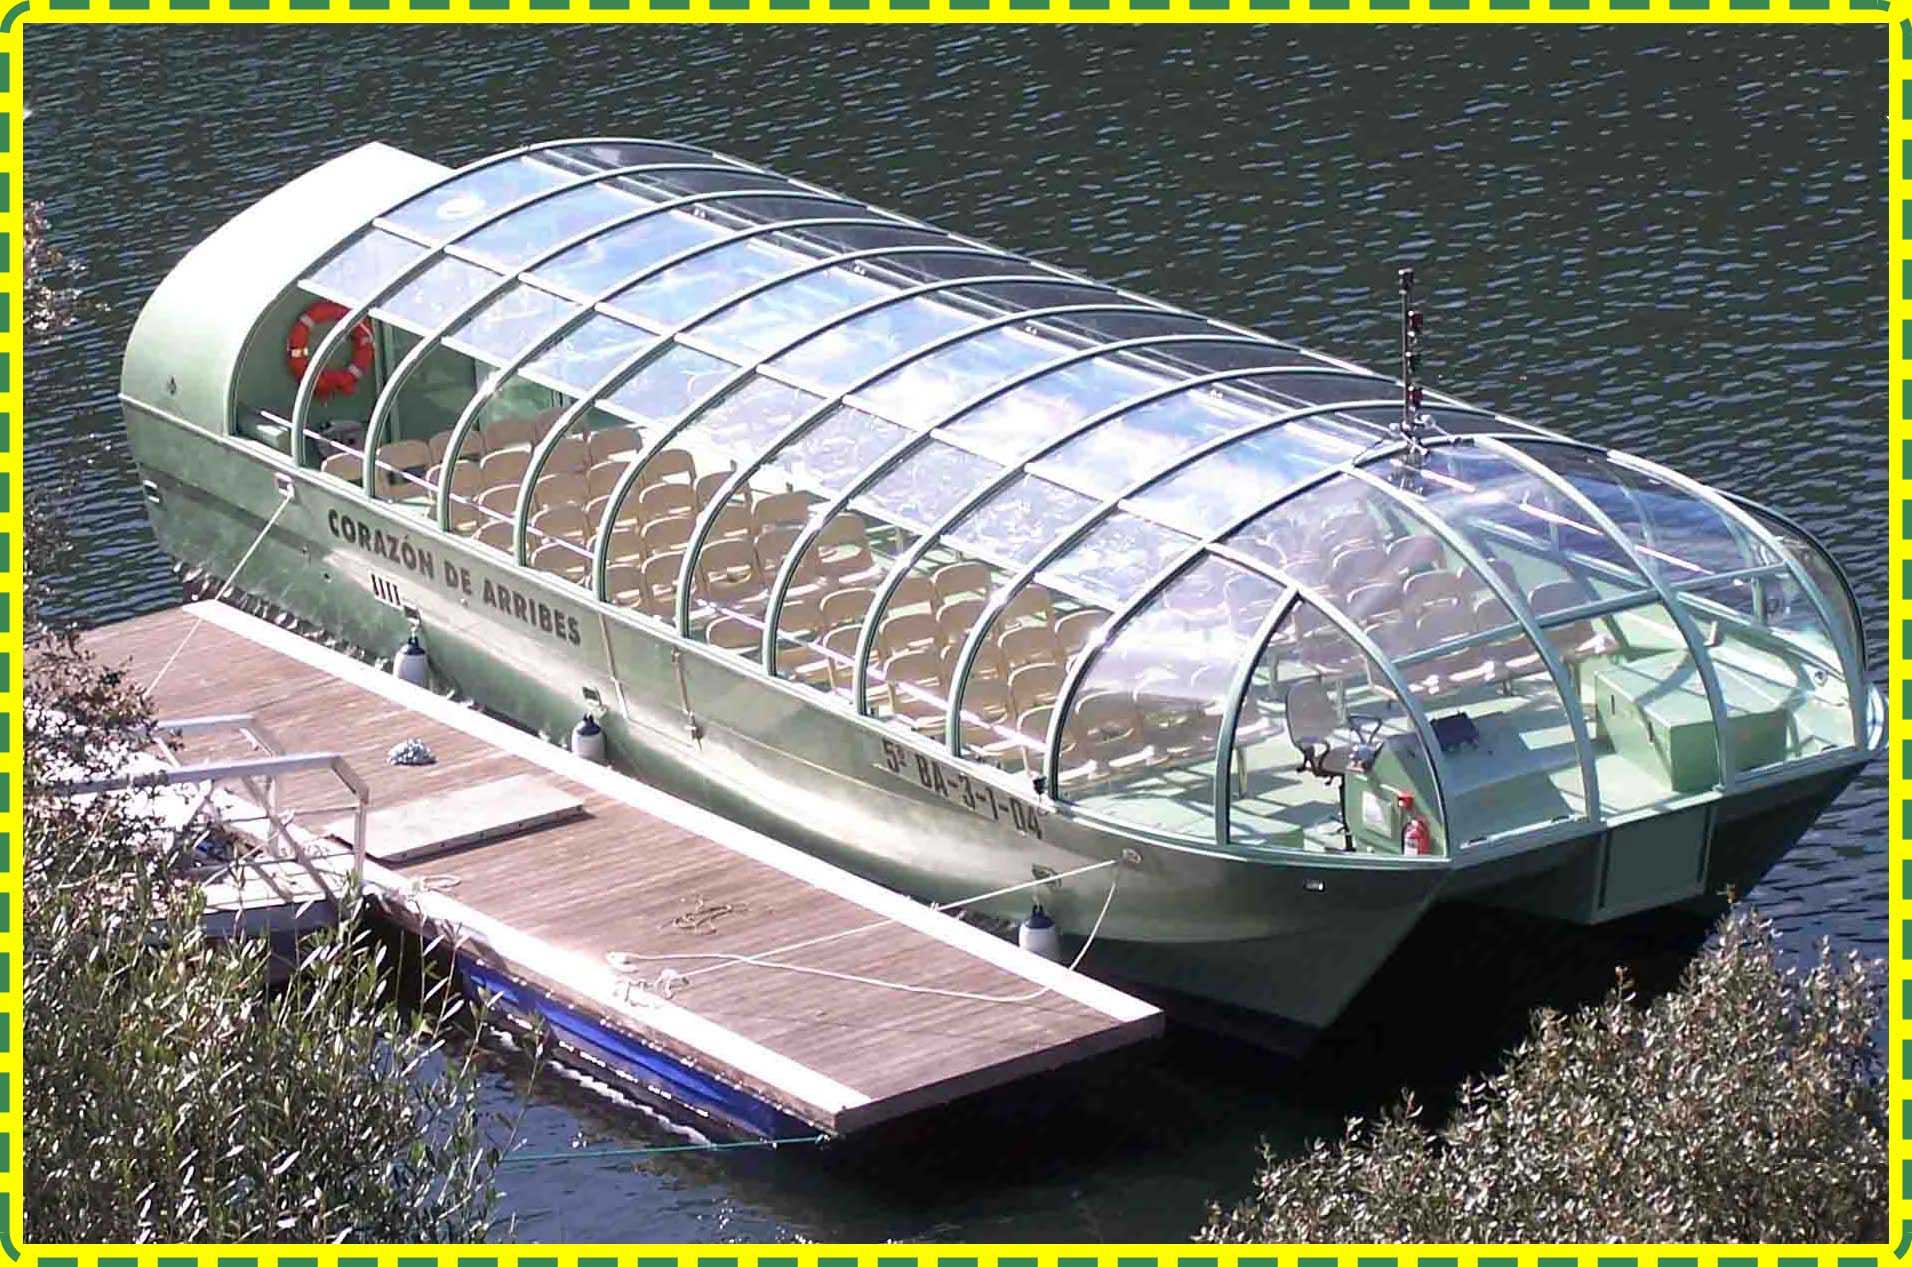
[25,24,1885,1241]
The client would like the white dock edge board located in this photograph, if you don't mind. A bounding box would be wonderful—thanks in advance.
[365,859,871,1120]
[325,772,586,864]
[188,600,1162,1027]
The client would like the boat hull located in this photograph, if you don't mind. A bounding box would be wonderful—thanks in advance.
[119,408,1871,1041]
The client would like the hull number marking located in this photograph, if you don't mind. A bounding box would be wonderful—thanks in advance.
[878,738,1043,840]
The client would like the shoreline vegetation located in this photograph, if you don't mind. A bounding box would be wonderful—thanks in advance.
[1201,906,1886,1244]
[24,203,512,1242]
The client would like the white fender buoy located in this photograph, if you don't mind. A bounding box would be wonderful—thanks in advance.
[1018,903,1062,963]
[571,714,607,764]
[392,633,429,687]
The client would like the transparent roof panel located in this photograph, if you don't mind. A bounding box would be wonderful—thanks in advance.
[767,273,1080,393]
[384,154,576,244]
[695,375,824,456]
[939,348,1178,455]
[529,208,733,297]
[1130,409,1376,536]
[1028,372,1371,502]
[690,238,977,361]
[607,234,822,328]
[522,312,654,394]
[1058,556,1282,838]
[1514,442,1774,584]
[857,439,1004,530]
[603,343,736,426]
[1038,510,1193,609]
[1370,444,1649,607]
[946,472,1099,567]
[445,281,579,364]
[374,255,502,331]
[305,227,429,307]
[772,407,911,495]
[457,181,654,272]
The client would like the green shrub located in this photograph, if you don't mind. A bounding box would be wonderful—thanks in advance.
[1202,906,1885,1244]
[25,512,508,1241]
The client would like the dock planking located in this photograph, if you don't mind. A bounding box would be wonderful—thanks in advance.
[79,601,1162,1136]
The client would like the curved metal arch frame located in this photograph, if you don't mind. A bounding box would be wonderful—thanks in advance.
[670,292,1187,634]
[1600,449,1867,750]
[510,242,1034,563]
[754,329,1300,673]
[951,388,1414,758]
[345,161,795,502]
[288,154,752,469]
[432,209,951,530]
[230,139,672,434]
[595,271,1113,607]
[1030,423,1410,803]
[1343,460,1602,825]
[1724,491,1870,675]
[853,368,1397,718]
[1210,588,1303,851]
[1475,435,1742,790]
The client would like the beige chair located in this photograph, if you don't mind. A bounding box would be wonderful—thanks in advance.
[1008,661,1064,717]
[544,436,592,475]
[589,426,641,463]
[639,551,685,619]
[533,472,588,513]
[427,429,478,464]
[932,560,990,607]
[531,505,590,547]
[639,482,696,523]
[587,461,630,501]
[706,615,761,654]
[605,526,647,564]
[814,514,880,587]
[604,564,645,606]
[480,417,541,452]
[475,520,515,553]
[822,624,864,695]
[1386,533,1443,579]
[375,439,433,500]
[821,586,874,630]
[1000,585,1052,631]
[320,451,362,484]
[695,470,740,509]
[882,651,947,733]
[1055,609,1105,657]
[938,598,984,649]
[880,610,939,660]
[755,522,800,569]
[999,623,1063,673]
[889,573,936,616]
[477,484,522,520]
[530,542,588,583]
[1403,568,1468,619]
[708,502,754,543]
[642,515,693,556]
[697,539,766,611]
[752,490,811,533]
[639,448,696,486]
[480,448,532,487]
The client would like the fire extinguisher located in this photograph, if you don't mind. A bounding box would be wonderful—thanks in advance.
[1398,791,1433,856]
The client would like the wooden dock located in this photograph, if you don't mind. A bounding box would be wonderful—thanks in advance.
[80,601,1162,1138]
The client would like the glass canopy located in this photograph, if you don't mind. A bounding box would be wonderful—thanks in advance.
[270,138,1870,859]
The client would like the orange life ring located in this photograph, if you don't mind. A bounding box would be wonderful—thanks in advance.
[285,299,375,400]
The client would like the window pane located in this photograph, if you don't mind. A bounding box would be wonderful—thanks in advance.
[531,210,731,297]
[305,228,427,307]
[604,344,736,427]
[767,290,983,392]
[696,376,825,461]
[857,325,1089,430]
[945,473,1098,568]
[939,349,1175,456]
[775,408,910,495]
[523,313,654,394]
[385,155,576,243]
[375,256,503,332]
[1228,597,1442,855]
[1038,510,1192,610]
[858,440,1003,530]
[609,236,817,327]
[690,257,908,359]
[458,181,654,271]
[445,282,579,363]
[1057,557,1281,840]
[1129,412,1369,535]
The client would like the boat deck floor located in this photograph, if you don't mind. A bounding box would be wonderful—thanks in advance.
[79,601,1161,1136]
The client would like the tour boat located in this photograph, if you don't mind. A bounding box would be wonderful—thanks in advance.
[117,138,1882,1044]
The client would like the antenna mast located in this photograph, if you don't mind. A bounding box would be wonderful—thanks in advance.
[1397,267,1429,462]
